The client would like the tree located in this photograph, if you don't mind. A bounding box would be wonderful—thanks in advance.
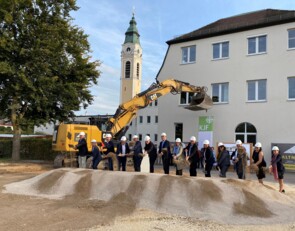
[0,0,100,160]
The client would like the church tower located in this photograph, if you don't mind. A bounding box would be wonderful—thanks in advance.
[120,14,142,104]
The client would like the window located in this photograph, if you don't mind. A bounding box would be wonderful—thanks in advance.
[248,35,267,55]
[247,80,266,101]
[155,100,158,106]
[128,134,132,141]
[175,123,183,141]
[288,29,295,49]
[213,41,229,59]
[180,92,194,105]
[136,63,140,79]
[147,116,151,123]
[125,61,131,78]
[139,134,142,141]
[139,116,143,123]
[181,45,196,64]
[212,83,229,103]
[154,134,158,142]
[235,122,257,145]
[288,77,295,99]
[155,116,158,123]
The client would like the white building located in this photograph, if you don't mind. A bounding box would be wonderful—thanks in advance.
[156,9,295,163]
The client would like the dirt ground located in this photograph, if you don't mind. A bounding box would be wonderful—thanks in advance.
[0,162,295,231]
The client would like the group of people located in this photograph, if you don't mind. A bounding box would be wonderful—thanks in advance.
[74,132,286,193]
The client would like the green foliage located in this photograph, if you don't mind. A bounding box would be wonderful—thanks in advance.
[0,138,56,160]
[0,0,100,125]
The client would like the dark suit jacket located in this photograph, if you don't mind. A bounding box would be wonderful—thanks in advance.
[104,141,115,154]
[116,143,130,156]
[185,143,199,164]
[158,140,171,159]
[133,141,142,156]
[76,138,88,156]
[92,146,102,162]
[144,142,157,159]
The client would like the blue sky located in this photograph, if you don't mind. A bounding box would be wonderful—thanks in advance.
[72,0,295,115]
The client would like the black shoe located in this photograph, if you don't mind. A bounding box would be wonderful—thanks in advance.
[281,189,285,193]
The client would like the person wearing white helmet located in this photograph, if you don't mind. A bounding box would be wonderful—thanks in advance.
[201,140,215,177]
[104,133,115,171]
[144,136,157,173]
[116,136,130,171]
[172,138,184,175]
[91,139,102,169]
[234,145,248,180]
[269,146,285,193]
[158,132,171,174]
[184,136,199,177]
[131,135,143,172]
[251,142,267,184]
[217,142,230,177]
[231,140,243,172]
[74,131,88,168]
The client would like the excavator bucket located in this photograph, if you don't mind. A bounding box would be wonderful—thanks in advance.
[184,92,213,111]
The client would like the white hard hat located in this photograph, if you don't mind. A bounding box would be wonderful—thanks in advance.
[203,140,210,145]
[218,142,224,147]
[190,136,196,141]
[161,132,167,137]
[272,146,279,151]
[133,135,139,139]
[91,139,97,143]
[255,142,262,148]
[144,136,151,141]
[175,138,181,143]
[105,134,112,138]
[236,140,242,145]
[121,136,127,141]
[79,132,85,136]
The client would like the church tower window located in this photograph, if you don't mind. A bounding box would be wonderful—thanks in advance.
[125,61,131,78]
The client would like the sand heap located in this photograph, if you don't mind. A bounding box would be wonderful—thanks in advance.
[3,169,295,225]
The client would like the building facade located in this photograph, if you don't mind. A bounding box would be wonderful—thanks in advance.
[156,9,295,163]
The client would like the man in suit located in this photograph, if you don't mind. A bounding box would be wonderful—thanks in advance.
[158,132,171,174]
[91,139,102,169]
[104,133,115,171]
[132,135,143,172]
[116,136,130,171]
[74,132,88,168]
[185,136,199,177]
[231,140,242,173]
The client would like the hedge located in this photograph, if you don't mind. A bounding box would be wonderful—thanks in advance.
[0,138,56,160]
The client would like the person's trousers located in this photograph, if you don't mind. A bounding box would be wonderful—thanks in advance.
[220,165,229,177]
[92,157,101,169]
[78,156,87,168]
[133,156,142,172]
[190,161,197,176]
[108,157,113,171]
[149,157,156,173]
[176,169,183,175]
[162,157,170,174]
[205,164,213,177]
[118,156,127,171]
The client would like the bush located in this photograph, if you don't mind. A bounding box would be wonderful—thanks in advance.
[0,138,55,160]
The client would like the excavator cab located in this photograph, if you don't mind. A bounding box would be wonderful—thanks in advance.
[184,92,213,111]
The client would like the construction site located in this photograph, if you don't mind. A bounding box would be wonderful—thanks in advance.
[0,162,295,231]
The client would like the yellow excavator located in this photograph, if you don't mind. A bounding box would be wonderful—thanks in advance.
[52,79,212,167]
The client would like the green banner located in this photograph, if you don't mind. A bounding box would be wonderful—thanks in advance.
[199,116,214,131]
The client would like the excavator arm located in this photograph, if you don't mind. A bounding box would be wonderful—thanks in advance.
[107,79,213,138]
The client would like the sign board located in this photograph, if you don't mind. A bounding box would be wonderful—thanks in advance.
[271,143,295,172]
[198,116,213,149]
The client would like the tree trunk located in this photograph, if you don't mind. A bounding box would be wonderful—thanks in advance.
[11,102,22,161]
[12,128,21,160]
